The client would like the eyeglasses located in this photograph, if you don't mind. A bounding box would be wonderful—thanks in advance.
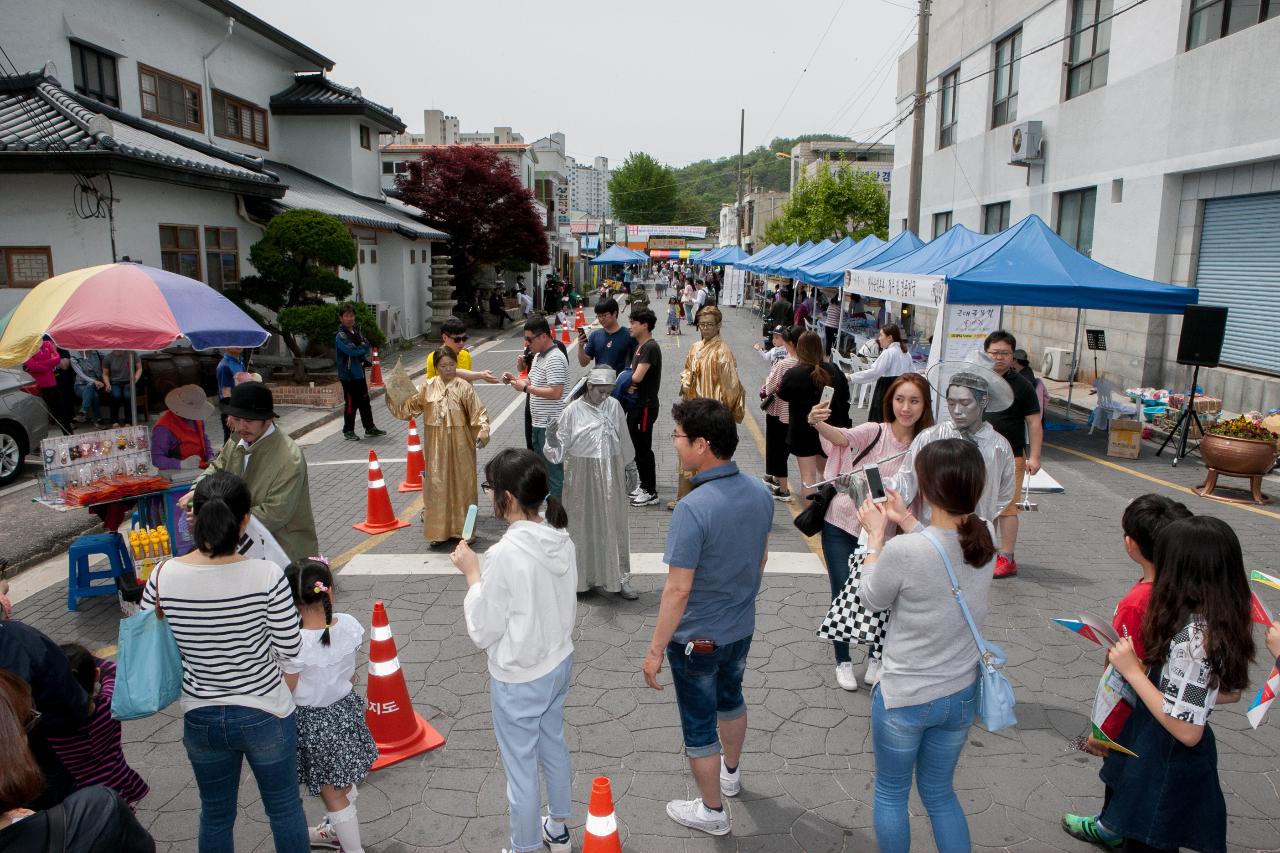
[448,334,469,343]
[986,348,1014,357]
[480,482,492,493]
[671,431,688,440]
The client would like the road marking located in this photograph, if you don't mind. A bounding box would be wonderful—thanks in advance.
[342,551,826,576]
[1046,442,1280,521]
[0,475,38,499]
[314,457,407,467]
[740,409,826,561]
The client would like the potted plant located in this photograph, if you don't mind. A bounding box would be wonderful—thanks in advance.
[1200,416,1279,475]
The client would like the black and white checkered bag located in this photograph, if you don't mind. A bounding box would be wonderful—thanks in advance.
[816,545,890,658]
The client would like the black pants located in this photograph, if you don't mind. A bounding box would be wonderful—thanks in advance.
[824,325,839,356]
[627,403,659,494]
[341,377,376,433]
[40,387,74,434]
[492,309,508,329]
[765,413,790,478]
[524,397,534,450]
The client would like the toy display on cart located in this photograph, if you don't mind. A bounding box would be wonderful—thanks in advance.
[37,426,166,508]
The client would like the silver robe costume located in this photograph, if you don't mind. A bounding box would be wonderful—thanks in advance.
[886,420,1016,524]
[543,394,633,592]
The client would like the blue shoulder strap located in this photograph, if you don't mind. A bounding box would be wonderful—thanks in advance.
[920,529,994,668]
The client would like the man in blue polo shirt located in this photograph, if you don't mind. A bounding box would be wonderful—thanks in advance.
[642,397,773,837]
[576,296,635,373]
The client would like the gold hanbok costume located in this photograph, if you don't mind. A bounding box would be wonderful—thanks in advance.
[676,333,746,498]
[385,364,490,542]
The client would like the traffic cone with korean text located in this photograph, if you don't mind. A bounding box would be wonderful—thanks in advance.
[369,347,384,388]
[582,776,622,853]
[365,601,444,769]
[354,450,410,534]
[398,419,425,492]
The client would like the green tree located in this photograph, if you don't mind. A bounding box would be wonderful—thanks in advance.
[767,166,888,244]
[227,209,357,369]
[609,152,680,224]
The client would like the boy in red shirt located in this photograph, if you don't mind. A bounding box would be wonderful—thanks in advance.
[1063,493,1191,848]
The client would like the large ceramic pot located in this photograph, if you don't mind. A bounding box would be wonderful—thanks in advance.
[1200,434,1278,475]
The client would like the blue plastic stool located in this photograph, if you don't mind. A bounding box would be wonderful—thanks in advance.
[67,533,135,612]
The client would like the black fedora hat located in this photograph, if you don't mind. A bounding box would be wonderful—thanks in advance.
[220,381,278,420]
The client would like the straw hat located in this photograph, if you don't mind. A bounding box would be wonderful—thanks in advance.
[926,351,1015,413]
[165,384,215,421]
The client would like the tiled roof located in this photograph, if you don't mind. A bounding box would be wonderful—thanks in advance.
[270,75,405,132]
[0,73,281,193]
[381,142,531,152]
[259,161,447,241]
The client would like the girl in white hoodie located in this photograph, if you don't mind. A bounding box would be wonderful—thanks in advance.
[451,448,578,853]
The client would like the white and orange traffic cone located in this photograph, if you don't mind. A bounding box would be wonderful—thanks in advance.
[369,347,384,388]
[559,322,572,345]
[365,601,444,769]
[574,306,586,330]
[398,419,425,493]
[353,450,410,535]
[582,776,622,853]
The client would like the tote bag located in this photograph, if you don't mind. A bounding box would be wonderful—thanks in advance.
[112,562,183,720]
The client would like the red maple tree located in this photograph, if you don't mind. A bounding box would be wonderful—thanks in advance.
[397,146,549,298]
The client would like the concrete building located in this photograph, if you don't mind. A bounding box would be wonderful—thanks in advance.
[890,0,1280,414]
[530,132,577,286]
[568,155,611,218]
[721,188,790,251]
[386,111,523,147]
[791,140,895,197]
[379,142,537,194]
[0,0,446,342]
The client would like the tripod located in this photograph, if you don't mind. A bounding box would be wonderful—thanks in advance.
[1156,364,1204,467]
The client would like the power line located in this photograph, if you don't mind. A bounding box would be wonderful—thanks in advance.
[760,0,849,145]
[821,19,917,133]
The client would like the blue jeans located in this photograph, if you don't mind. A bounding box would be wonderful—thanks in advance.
[75,382,102,420]
[491,655,573,853]
[108,383,131,423]
[871,680,977,853]
[820,522,859,664]
[666,636,751,758]
[182,706,309,853]
[531,426,564,499]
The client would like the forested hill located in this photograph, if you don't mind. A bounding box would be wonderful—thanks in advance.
[671,134,851,227]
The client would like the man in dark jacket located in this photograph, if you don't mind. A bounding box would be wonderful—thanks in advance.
[334,303,387,441]
[1,619,90,807]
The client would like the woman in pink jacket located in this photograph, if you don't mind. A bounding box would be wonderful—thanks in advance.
[24,336,73,434]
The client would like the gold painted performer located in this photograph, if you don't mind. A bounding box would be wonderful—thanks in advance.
[669,306,745,509]
[385,348,491,545]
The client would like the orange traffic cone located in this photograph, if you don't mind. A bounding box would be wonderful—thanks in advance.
[582,776,622,853]
[398,419,425,493]
[559,322,572,345]
[574,307,586,329]
[353,450,411,534]
[365,601,444,769]
[369,347,384,388]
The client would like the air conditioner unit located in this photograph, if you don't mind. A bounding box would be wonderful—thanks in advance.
[1009,120,1043,166]
[1042,347,1072,381]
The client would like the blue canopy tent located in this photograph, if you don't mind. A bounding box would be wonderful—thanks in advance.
[591,244,645,265]
[795,235,886,286]
[776,236,855,280]
[736,243,787,270]
[861,224,993,274]
[764,238,833,276]
[845,215,1199,415]
[741,242,808,273]
[695,246,731,265]
[708,246,749,265]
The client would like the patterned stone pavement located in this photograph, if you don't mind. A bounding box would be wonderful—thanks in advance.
[11,295,1280,851]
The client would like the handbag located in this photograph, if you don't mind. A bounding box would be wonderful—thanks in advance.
[920,529,1017,732]
[796,426,881,537]
[759,392,776,412]
[112,561,184,720]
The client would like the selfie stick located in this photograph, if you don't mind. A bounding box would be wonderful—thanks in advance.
[803,447,910,491]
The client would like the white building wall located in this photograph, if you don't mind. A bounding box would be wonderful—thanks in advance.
[891,0,1280,412]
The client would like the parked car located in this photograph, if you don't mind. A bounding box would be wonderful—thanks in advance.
[0,368,50,486]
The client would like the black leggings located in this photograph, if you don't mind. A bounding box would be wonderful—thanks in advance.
[627,404,659,494]
[765,414,790,479]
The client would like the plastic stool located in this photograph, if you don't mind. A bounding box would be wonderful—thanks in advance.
[67,533,135,612]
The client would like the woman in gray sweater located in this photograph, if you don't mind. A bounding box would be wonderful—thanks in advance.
[857,438,997,853]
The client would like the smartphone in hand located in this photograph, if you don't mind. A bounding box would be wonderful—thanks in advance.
[819,385,836,406]
[864,463,887,503]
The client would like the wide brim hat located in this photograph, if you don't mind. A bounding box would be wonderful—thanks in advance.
[925,351,1014,413]
[165,384,215,421]
[219,380,278,420]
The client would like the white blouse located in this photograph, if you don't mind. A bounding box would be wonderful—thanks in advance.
[850,345,912,385]
[281,612,364,709]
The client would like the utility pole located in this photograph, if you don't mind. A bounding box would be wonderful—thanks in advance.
[736,108,745,249]
[906,0,931,236]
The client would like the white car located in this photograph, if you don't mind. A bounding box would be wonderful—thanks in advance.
[0,368,51,486]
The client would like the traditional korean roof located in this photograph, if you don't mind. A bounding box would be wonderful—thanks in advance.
[270,75,405,132]
[0,72,282,195]
[255,161,447,241]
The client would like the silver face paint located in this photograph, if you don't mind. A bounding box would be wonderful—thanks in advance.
[584,383,611,406]
[946,384,986,432]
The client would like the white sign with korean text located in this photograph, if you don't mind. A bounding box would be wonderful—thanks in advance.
[941,304,1001,363]
[844,270,946,307]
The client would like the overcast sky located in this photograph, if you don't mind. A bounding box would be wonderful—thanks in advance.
[239,0,916,167]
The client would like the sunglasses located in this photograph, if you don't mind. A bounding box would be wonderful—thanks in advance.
[448,334,469,343]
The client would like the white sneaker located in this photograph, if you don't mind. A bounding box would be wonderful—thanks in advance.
[666,798,730,836]
[630,490,659,507]
[309,817,339,849]
[865,658,883,686]
[542,816,571,853]
[629,484,644,497]
[720,757,741,797]
[835,662,859,691]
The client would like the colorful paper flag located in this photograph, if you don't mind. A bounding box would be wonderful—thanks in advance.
[1054,618,1100,645]
[1246,664,1280,729]
[1251,569,1280,592]
[1250,591,1273,627]
[1090,722,1139,757]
